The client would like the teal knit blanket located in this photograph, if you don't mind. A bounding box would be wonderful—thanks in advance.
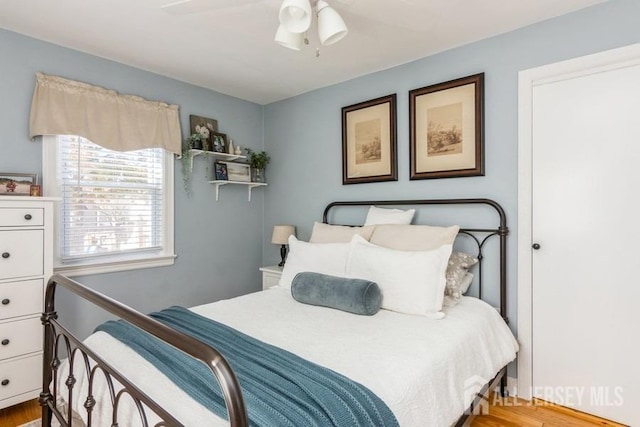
[95,306,399,427]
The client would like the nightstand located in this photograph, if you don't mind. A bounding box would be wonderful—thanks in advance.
[259,265,283,290]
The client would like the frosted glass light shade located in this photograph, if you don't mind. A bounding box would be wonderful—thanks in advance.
[274,25,304,50]
[316,0,348,46]
[279,0,312,34]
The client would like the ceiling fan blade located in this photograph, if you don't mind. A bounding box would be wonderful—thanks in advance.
[161,0,261,15]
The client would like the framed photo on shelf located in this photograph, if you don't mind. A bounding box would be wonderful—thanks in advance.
[214,162,228,181]
[212,132,228,153]
[342,94,397,185]
[223,162,251,182]
[0,173,37,196]
[189,115,218,151]
[409,73,484,180]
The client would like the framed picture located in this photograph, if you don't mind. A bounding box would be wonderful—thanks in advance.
[214,162,228,181]
[189,115,218,151]
[223,162,251,182]
[409,73,484,180]
[342,94,397,185]
[212,132,227,154]
[0,173,38,196]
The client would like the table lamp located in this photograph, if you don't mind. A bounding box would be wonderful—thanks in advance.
[271,225,296,267]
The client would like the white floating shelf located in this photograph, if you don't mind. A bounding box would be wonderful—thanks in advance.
[209,180,267,201]
[187,150,247,171]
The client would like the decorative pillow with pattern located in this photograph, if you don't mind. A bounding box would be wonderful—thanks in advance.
[445,252,479,301]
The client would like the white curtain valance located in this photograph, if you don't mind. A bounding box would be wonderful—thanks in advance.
[30,72,182,155]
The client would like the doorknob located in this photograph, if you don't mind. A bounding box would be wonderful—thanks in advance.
[532,243,541,250]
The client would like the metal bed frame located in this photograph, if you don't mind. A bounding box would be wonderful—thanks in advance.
[40,198,510,426]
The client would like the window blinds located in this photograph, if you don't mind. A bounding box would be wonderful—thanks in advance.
[57,136,165,261]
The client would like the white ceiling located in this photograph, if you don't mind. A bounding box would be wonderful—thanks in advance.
[0,0,604,104]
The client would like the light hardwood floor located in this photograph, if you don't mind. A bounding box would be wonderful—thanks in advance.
[0,397,628,427]
[0,399,40,427]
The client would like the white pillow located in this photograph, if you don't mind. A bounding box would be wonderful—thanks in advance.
[364,206,415,225]
[346,235,452,318]
[278,236,350,289]
[309,222,376,243]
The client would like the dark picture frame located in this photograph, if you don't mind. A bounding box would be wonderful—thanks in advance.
[0,173,38,196]
[189,115,218,151]
[409,73,484,180]
[214,162,228,181]
[342,94,397,185]
[212,132,227,154]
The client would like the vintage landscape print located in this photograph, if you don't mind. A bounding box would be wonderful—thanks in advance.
[342,94,397,184]
[410,73,484,179]
[427,102,463,157]
[355,119,382,164]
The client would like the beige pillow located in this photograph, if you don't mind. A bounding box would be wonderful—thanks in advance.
[309,222,376,243]
[369,224,459,251]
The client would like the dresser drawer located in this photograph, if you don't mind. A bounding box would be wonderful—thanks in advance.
[0,354,41,402]
[0,208,44,227]
[0,317,41,361]
[0,279,43,320]
[0,230,44,280]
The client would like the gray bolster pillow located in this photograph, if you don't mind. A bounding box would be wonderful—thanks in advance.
[291,272,382,316]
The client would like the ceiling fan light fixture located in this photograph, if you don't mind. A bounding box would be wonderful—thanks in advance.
[279,0,312,34]
[316,0,348,46]
[274,24,304,51]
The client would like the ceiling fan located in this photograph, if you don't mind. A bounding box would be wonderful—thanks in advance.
[161,0,351,51]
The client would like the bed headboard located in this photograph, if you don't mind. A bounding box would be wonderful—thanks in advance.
[322,198,509,323]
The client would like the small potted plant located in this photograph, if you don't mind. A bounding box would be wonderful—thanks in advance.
[245,149,270,182]
[186,132,204,150]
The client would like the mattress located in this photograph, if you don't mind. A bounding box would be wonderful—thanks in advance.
[59,287,518,426]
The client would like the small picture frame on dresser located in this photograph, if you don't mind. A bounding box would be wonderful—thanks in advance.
[30,185,42,197]
[0,173,37,196]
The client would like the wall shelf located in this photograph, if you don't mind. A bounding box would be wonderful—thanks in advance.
[209,180,267,201]
[186,150,247,171]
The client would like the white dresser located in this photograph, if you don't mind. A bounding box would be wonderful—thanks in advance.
[0,197,56,409]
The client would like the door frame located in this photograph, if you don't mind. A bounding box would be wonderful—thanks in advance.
[517,43,640,400]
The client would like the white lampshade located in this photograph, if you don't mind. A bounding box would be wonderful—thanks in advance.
[271,225,296,245]
[278,0,312,34]
[316,0,348,46]
[274,25,304,50]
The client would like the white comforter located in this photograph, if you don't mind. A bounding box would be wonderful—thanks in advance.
[62,288,518,426]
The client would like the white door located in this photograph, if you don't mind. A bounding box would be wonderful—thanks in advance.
[531,62,640,425]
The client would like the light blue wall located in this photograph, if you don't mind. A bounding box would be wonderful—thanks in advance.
[2,0,639,351]
[0,29,265,338]
[263,0,640,333]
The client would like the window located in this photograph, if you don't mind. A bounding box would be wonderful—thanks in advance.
[43,135,175,276]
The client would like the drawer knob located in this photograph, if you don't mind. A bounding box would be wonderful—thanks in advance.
[1,379,8,386]
[24,214,32,220]
[1,339,8,346]
[1,252,9,259]
[1,299,9,305]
